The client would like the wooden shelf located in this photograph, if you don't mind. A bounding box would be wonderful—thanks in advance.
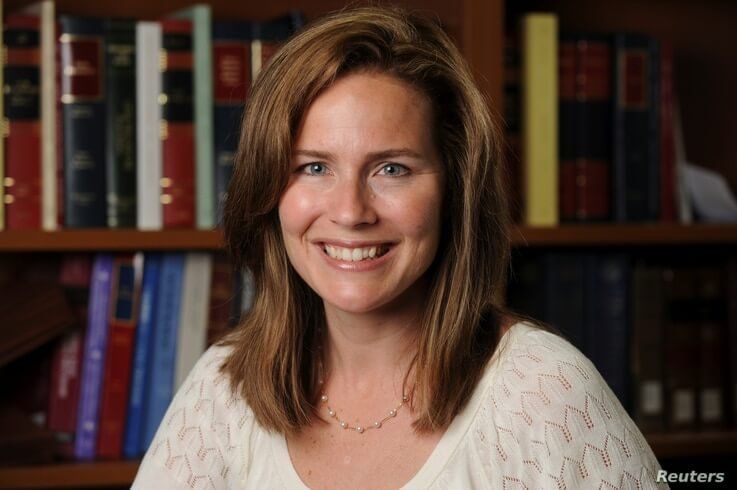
[646,431,737,459]
[512,224,737,247]
[0,460,139,489]
[0,229,223,252]
[0,432,734,487]
[1,224,737,252]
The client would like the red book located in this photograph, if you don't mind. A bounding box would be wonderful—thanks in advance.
[3,15,42,229]
[160,19,195,228]
[96,254,143,459]
[659,42,677,222]
[559,35,612,222]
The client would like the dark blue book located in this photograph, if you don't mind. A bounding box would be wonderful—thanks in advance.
[612,34,660,222]
[584,254,631,408]
[59,16,108,228]
[123,254,161,459]
[141,253,185,450]
[543,253,586,352]
[74,254,114,460]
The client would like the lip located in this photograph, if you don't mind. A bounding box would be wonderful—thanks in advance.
[316,242,396,272]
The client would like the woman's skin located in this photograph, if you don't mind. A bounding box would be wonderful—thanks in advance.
[278,71,446,488]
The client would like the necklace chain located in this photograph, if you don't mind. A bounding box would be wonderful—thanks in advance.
[318,391,409,434]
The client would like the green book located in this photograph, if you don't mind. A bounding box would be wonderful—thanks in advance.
[172,4,214,229]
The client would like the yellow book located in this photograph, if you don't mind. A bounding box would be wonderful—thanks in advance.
[521,13,558,226]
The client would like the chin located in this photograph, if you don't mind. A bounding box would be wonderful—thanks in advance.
[321,291,393,314]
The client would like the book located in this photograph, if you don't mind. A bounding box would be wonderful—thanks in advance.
[142,253,185,449]
[3,14,42,229]
[135,21,162,230]
[559,34,612,222]
[123,253,161,459]
[74,253,114,460]
[612,34,660,222]
[59,16,107,228]
[520,13,558,226]
[174,253,212,389]
[0,0,4,230]
[631,265,666,432]
[105,19,137,228]
[160,19,195,228]
[659,41,677,222]
[171,5,214,230]
[250,11,305,78]
[97,253,143,459]
[212,20,253,225]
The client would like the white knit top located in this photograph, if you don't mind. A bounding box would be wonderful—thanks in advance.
[132,321,665,489]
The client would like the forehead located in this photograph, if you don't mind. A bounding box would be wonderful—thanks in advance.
[294,71,435,152]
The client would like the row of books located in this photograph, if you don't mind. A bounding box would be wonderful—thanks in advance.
[506,252,737,433]
[1,1,303,231]
[0,252,253,463]
[507,13,690,225]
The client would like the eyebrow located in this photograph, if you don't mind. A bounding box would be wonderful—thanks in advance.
[293,148,424,161]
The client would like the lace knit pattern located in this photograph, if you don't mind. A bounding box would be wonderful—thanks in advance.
[132,324,665,489]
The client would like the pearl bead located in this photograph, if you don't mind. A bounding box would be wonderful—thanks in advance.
[373,421,381,428]
[389,409,397,417]
[328,409,336,417]
[340,421,347,428]
[356,426,364,433]
[320,395,328,402]
[402,395,409,402]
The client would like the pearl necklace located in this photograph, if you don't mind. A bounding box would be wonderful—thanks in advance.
[318,391,409,434]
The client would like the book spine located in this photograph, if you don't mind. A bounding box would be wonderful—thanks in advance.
[659,42,676,222]
[74,253,114,460]
[612,34,660,222]
[586,254,630,408]
[160,20,195,228]
[135,21,162,230]
[174,253,212,389]
[123,253,161,459]
[631,265,666,432]
[47,329,84,433]
[40,1,56,230]
[212,21,252,225]
[543,252,585,350]
[727,257,737,426]
[142,252,185,449]
[59,16,107,228]
[105,20,136,228]
[0,0,4,230]
[521,14,558,226]
[3,15,42,229]
[559,35,612,222]
[97,253,143,459]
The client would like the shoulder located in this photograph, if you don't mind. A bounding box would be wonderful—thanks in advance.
[474,322,664,488]
[133,344,257,489]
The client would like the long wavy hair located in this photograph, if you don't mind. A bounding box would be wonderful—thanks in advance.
[221,5,512,435]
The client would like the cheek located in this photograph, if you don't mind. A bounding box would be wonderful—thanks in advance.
[278,186,317,237]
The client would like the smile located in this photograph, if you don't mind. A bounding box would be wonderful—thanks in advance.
[322,244,391,262]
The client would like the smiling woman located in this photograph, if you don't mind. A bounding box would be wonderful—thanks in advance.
[132,5,665,489]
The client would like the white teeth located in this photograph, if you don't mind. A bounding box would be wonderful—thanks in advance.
[324,244,387,262]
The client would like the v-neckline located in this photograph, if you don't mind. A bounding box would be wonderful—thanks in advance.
[269,322,528,489]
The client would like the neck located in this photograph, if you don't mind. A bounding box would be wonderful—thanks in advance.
[320,287,425,399]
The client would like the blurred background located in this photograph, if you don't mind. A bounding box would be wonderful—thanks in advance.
[1,0,735,488]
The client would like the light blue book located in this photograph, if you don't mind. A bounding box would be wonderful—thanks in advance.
[74,253,114,460]
[123,253,161,459]
[141,253,185,450]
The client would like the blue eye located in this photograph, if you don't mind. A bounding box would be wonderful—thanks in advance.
[300,163,327,176]
[379,163,409,177]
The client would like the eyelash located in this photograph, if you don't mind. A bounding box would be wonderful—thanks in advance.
[297,162,410,177]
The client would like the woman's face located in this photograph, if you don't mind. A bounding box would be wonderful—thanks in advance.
[278,71,445,315]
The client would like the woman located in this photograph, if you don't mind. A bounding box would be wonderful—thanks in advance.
[133,6,664,489]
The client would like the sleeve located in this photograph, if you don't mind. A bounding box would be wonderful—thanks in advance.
[494,329,667,489]
[132,345,249,489]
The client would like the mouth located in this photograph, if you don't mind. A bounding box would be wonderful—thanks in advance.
[319,242,394,262]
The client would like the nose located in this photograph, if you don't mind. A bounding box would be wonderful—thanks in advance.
[327,175,378,227]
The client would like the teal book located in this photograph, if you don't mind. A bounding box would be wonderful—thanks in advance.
[172,4,214,229]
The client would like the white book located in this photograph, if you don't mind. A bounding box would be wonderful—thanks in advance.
[174,253,213,389]
[21,1,56,230]
[136,21,163,230]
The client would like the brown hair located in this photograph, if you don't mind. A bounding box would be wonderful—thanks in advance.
[221,4,512,434]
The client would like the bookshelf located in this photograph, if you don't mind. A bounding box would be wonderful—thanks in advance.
[2,0,736,486]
